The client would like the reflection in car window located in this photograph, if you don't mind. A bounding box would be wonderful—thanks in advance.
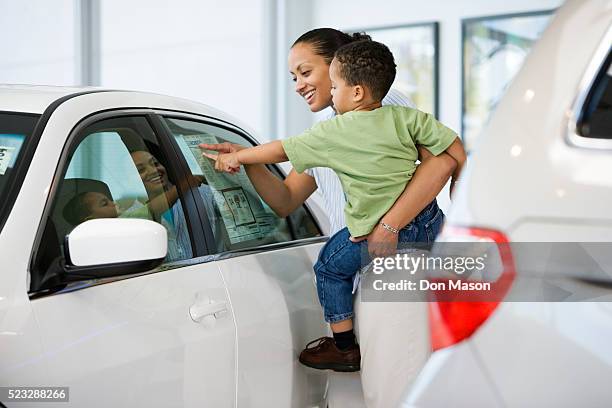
[162,117,320,253]
[31,116,213,293]
[580,51,612,139]
[62,117,201,262]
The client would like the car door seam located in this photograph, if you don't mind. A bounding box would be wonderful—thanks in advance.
[218,262,239,408]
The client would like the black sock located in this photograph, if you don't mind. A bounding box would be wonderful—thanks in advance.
[333,329,356,351]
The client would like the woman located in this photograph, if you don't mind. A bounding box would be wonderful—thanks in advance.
[206,28,457,407]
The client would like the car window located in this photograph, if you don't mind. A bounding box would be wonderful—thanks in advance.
[31,116,201,292]
[579,50,611,139]
[0,112,39,233]
[162,117,320,253]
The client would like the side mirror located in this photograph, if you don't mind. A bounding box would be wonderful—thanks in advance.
[63,218,168,280]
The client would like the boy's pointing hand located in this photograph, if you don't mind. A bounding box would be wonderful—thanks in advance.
[202,151,241,174]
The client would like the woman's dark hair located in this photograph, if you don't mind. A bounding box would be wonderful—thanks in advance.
[292,28,371,64]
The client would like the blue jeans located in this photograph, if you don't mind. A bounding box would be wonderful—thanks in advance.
[314,200,444,323]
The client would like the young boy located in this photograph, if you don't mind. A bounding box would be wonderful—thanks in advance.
[203,40,466,372]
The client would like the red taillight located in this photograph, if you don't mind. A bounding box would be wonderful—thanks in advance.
[429,226,515,351]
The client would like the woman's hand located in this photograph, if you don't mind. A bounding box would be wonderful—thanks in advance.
[187,174,207,186]
[350,223,399,258]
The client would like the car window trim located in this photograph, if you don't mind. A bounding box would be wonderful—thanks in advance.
[566,25,612,150]
[202,236,328,261]
[145,113,210,257]
[28,109,207,296]
[151,113,217,255]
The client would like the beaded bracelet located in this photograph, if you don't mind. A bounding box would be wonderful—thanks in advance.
[379,221,399,234]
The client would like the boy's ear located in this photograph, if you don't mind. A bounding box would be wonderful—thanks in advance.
[352,85,365,102]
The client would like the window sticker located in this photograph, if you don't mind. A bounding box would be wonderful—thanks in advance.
[0,134,25,176]
[178,133,281,244]
[222,187,256,226]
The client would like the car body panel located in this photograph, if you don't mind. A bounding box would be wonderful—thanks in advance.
[0,85,92,114]
[401,341,503,408]
[471,301,612,407]
[218,244,328,407]
[30,262,235,408]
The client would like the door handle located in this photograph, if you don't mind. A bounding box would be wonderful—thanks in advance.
[189,296,228,323]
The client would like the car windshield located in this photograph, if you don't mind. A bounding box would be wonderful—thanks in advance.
[0,112,40,231]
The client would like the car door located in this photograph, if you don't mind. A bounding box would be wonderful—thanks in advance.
[160,114,329,407]
[28,112,236,407]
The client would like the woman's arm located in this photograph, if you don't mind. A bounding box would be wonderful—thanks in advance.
[354,150,456,257]
[200,142,317,217]
[381,151,456,230]
[244,166,317,217]
[443,138,467,195]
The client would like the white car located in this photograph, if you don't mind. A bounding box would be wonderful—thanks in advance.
[403,0,612,407]
[0,86,330,407]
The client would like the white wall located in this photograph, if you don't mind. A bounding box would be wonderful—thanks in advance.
[0,0,78,86]
[0,0,267,136]
[100,0,265,134]
[301,0,565,136]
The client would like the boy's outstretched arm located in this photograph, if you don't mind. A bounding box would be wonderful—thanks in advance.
[203,141,288,173]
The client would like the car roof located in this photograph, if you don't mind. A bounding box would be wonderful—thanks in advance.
[0,84,255,135]
[0,84,98,114]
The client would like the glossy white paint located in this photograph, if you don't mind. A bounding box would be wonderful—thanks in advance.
[0,86,328,406]
[217,244,328,407]
[0,85,92,114]
[31,261,236,408]
[404,1,612,406]
[67,219,167,266]
[401,342,503,408]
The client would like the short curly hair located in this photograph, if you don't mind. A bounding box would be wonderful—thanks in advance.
[333,40,396,101]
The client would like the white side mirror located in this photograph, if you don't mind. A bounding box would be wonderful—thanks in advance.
[66,218,167,267]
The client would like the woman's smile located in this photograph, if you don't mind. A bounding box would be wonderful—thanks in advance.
[303,89,315,104]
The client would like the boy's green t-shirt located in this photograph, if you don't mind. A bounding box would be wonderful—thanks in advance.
[282,105,457,237]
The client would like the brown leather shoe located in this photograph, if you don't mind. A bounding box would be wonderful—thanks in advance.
[299,336,360,372]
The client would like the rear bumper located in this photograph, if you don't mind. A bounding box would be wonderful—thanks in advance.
[399,341,503,408]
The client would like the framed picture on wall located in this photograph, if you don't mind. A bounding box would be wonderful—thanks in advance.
[462,10,555,149]
[350,22,439,117]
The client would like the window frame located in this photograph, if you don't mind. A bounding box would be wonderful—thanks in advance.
[154,110,324,257]
[29,109,209,297]
[567,26,612,149]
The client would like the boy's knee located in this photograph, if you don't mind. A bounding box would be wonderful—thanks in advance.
[313,259,324,276]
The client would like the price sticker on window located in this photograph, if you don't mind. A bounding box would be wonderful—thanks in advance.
[0,146,15,175]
